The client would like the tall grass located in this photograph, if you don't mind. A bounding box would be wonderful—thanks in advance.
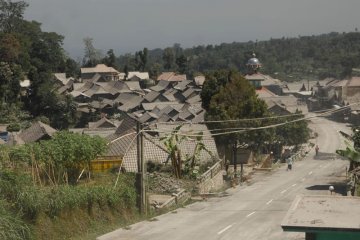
[0,170,137,220]
[0,200,32,240]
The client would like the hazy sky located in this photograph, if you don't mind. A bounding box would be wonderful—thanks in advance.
[24,0,360,59]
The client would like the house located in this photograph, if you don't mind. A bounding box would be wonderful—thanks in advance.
[69,118,119,138]
[88,117,119,129]
[126,71,149,81]
[157,72,187,82]
[54,73,74,86]
[263,95,305,114]
[105,122,219,172]
[81,64,120,81]
[18,121,57,144]
[282,195,360,240]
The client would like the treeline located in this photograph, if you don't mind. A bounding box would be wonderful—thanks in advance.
[0,0,79,129]
[116,32,360,81]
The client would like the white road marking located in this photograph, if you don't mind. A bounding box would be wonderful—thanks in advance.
[301,178,306,182]
[266,199,273,205]
[246,212,256,217]
[292,184,297,187]
[217,224,233,235]
[308,171,313,175]
[281,189,287,194]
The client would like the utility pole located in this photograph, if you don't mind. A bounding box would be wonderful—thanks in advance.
[233,142,237,179]
[136,122,147,215]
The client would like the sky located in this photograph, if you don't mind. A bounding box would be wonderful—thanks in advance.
[24,0,360,59]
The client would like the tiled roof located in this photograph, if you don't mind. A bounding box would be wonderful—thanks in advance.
[154,123,218,159]
[263,95,301,114]
[54,73,74,86]
[245,73,266,81]
[114,114,137,136]
[157,72,187,82]
[191,110,205,123]
[81,64,119,74]
[186,94,201,104]
[178,108,194,120]
[18,121,57,144]
[347,77,360,87]
[127,72,149,80]
[174,80,192,91]
[138,112,158,124]
[142,102,184,111]
[88,118,119,129]
[157,72,175,81]
[144,91,161,102]
[118,95,143,112]
[182,87,199,99]
[256,87,278,98]
[106,132,137,158]
[115,92,141,105]
[124,81,143,92]
[81,73,103,83]
[162,88,178,101]
[150,80,172,92]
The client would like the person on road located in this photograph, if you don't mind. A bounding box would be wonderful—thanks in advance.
[287,157,293,171]
[315,145,319,156]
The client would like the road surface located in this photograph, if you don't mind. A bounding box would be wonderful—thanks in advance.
[98,117,350,240]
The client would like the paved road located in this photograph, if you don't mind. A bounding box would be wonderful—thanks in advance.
[98,117,350,240]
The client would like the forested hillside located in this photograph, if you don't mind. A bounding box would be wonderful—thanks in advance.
[0,0,78,128]
[117,32,360,81]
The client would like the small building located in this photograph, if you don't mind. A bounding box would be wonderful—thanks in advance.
[282,195,360,240]
[18,121,57,144]
[81,64,120,81]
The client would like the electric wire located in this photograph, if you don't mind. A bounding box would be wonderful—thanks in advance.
[142,102,359,137]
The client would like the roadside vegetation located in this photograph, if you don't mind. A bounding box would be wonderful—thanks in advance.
[336,127,360,196]
[0,132,139,240]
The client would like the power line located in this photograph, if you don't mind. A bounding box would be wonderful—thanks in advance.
[143,102,358,138]
[146,102,357,127]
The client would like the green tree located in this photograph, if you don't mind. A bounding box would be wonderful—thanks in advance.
[103,49,116,68]
[0,33,21,61]
[275,111,309,147]
[205,72,270,151]
[0,0,28,33]
[200,70,231,110]
[162,47,175,70]
[175,54,187,74]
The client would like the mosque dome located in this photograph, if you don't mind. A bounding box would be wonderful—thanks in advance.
[247,57,261,65]
[246,53,261,73]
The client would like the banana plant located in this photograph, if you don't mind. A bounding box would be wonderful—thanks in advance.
[161,125,187,178]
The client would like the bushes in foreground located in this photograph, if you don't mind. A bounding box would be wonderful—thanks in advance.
[0,171,137,220]
[0,170,137,239]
